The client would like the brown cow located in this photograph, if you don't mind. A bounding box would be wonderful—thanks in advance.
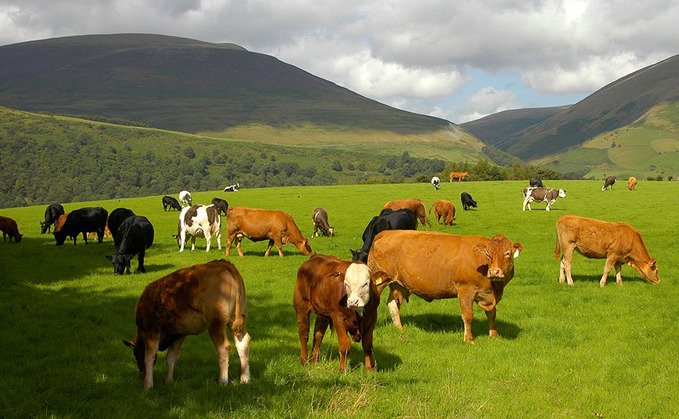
[523,187,566,211]
[225,207,313,257]
[0,216,23,242]
[368,230,523,343]
[449,171,469,182]
[602,176,616,190]
[428,199,456,226]
[54,212,69,233]
[123,259,251,390]
[627,177,637,191]
[294,254,392,372]
[382,199,429,230]
[311,207,334,237]
[555,215,660,287]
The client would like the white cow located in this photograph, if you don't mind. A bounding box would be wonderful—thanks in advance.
[431,176,440,190]
[178,190,192,207]
[173,205,222,252]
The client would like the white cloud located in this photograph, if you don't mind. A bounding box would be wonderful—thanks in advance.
[452,86,519,123]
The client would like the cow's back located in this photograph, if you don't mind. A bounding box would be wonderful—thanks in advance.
[64,207,108,234]
[557,215,642,259]
[227,207,285,238]
[118,215,154,252]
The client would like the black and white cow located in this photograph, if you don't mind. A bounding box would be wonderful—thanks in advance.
[312,207,334,237]
[460,192,478,211]
[108,208,135,247]
[224,183,240,192]
[350,208,417,262]
[54,207,108,245]
[602,176,616,191]
[162,196,182,212]
[179,190,192,207]
[530,177,545,187]
[173,205,222,252]
[106,215,154,275]
[210,198,229,216]
[431,176,440,190]
[522,187,566,211]
[41,203,65,234]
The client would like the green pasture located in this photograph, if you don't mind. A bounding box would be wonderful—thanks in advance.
[1,180,678,417]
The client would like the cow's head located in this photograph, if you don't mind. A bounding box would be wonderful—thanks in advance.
[558,189,567,198]
[350,249,368,263]
[629,257,660,284]
[106,254,132,275]
[474,234,524,280]
[40,221,49,234]
[343,263,392,311]
[53,230,67,246]
[298,238,313,255]
[123,335,152,375]
[327,227,335,237]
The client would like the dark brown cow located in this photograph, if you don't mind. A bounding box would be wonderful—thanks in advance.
[0,216,23,242]
[522,187,566,211]
[311,207,334,237]
[429,199,456,226]
[211,198,229,216]
[368,230,523,343]
[555,215,660,287]
[123,259,251,390]
[602,176,616,190]
[226,207,313,257]
[382,199,429,230]
[294,254,392,372]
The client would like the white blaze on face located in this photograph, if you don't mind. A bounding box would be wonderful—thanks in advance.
[558,189,567,198]
[344,263,372,311]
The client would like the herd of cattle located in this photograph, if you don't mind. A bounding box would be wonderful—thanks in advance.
[0,176,660,389]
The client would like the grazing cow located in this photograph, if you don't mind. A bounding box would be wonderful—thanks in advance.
[294,254,392,372]
[368,230,523,343]
[54,207,108,246]
[555,215,660,287]
[106,215,154,275]
[449,171,469,182]
[431,176,440,190]
[429,199,456,226]
[602,176,616,191]
[382,199,429,230]
[627,177,637,191]
[178,190,192,207]
[312,207,334,237]
[460,192,478,211]
[162,196,182,212]
[108,208,136,247]
[173,205,222,252]
[211,198,229,216]
[225,207,313,257]
[40,203,65,234]
[224,183,240,192]
[522,187,566,211]
[530,177,544,187]
[0,216,23,243]
[123,259,250,390]
[350,208,418,263]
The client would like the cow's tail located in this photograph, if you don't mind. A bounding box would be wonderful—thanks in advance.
[554,231,562,261]
[428,203,434,214]
[227,262,248,340]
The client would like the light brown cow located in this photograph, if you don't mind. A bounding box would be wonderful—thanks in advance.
[382,199,429,230]
[428,199,456,226]
[0,216,23,242]
[368,230,523,343]
[555,215,660,287]
[627,177,637,191]
[226,207,313,257]
[294,254,392,372]
[123,259,251,390]
[449,171,469,182]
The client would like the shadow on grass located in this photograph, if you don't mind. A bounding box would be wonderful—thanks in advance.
[397,312,521,341]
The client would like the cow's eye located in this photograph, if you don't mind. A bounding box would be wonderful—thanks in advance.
[363,281,369,288]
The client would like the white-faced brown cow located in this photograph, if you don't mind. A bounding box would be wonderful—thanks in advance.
[123,259,251,390]
[429,199,456,226]
[225,207,313,257]
[367,230,523,343]
[294,254,392,372]
[522,187,566,211]
[554,215,660,287]
[382,199,429,230]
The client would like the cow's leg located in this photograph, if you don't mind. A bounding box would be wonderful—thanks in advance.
[225,233,234,256]
[331,314,351,373]
[561,245,575,285]
[360,314,378,371]
[179,231,186,252]
[235,235,245,257]
[205,231,212,252]
[98,228,104,243]
[208,321,231,385]
[229,327,251,384]
[264,239,275,257]
[387,285,408,329]
[143,337,160,390]
[614,262,623,286]
[295,301,312,365]
[137,250,146,273]
[600,256,616,287]
[459,290,476,343]
[82,232,88,244]
[485,307,499,338]
[215,230,222,250]
[273,238,285,257]
[165,336,186,383]
[310,315,330,364]
[190,235,196,251]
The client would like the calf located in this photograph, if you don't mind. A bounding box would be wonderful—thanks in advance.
[460,192,477,211]
[225,207,313,257]
[162,196,182,212]
[178,190,192,207]
[530,177,544,187]
[106,215,154,275]
[627,177,637,191]
[350,208,417,263]
[54,207,108,246]
[602,176,616,191]
[123,259,250,390]
[382,198,429,230]
[0,216,23,243]
[40,203,64,234]
[312,207,334,237]
[294,254,392,372]
[555,215,660,287]
[108,208,135,247]
[431,176,440,190]
[211,198,229,216]
[429,199,456,226]
[173,205,221,252]
[522,187,566,211]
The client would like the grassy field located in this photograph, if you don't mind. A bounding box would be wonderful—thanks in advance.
[1,180,678,417]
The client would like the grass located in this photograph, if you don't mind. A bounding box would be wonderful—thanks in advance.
[1,180,678,417]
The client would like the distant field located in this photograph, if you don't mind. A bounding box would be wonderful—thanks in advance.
[1,181,678,417]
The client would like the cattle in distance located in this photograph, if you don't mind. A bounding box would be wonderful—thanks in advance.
[460,192,478,211]
[162,196,182,212]
[449,171,469,182]
[106,215,154,275]
[123,259,250,390]
[350,208,417,263]
[0,216,23,242]
[627,177,637,191]
[602,176,616,191]
[174,205,222,252]
[40,203,65,234]
[224,183,240,192]
[431,176,440,190]
[178,190,192,207]
[522,187,566,211]
[312,207,334,237]
[530,177,544,187]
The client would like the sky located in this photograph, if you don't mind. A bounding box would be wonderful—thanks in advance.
[1,0,679,124]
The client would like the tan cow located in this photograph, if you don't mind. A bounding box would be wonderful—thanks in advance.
[627,177,637,191]
[226,207,313,257]
[555,215,660,287]
[429,199,456,226]
[123,259,250,390]
[449,171,469,182]
[368,230,523,343]
[382,199,429,230]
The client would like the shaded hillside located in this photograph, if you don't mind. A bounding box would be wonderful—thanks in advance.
[0,34,450,135]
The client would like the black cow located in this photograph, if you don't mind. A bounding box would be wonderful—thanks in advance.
[460,192,478,211]
[530,177,544,187]
[41,203,65,234]
[350,208,417,262]
[162,196,182,212]
[106,215,154,275]
[224,183,240,192]
[54,207,108,246]
[108,208,135,247]
[211,198,229,216]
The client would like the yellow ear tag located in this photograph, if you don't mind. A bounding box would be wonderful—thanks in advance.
[375,278,383,285]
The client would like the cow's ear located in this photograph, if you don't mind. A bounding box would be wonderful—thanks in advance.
[371,271,393,296]
[650,258,657,270]
[512,243,524,258]
[105,255,113,261]
[123,339,136,349]
[473,243,489,257]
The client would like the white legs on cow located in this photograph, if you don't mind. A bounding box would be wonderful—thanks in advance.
[143,339,160,390]
[165,337,186,384]
[600,258,624,287]
[233,331,251,384]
